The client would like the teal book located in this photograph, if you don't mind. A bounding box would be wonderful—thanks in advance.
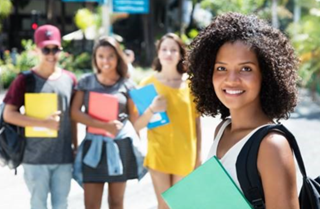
[129,84,169,129]
[161,156,253,209]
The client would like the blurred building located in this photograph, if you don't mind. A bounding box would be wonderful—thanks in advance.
[1,0,189,66]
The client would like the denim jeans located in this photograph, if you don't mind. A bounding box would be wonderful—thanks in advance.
[23,164,72,209]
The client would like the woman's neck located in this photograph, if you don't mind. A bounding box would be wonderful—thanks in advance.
[97,71,120,86]
[157,67,182,81]
[229,105,272,132]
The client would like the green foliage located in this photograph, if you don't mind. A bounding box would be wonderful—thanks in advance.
[16,40,38,72]
[0,0,12,32]
[181,29,199,45]
[201,0,265,15]
[58,51,74,71]
[200,0,292,27]
[0,39,92,89]
[95,6,103,29]
[59,52,91,72]
[72,52,92,70]
[0,40,37,88]
[0,0,12,18]
[287,9,320,91]
[0,53,18,89]
[74,8,95,31]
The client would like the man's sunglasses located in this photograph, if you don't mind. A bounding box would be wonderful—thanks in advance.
[41,47,62,55]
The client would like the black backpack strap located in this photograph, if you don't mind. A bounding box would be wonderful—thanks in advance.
[20,70,35,93]
[0,103,5,128]
[236,124,307,209]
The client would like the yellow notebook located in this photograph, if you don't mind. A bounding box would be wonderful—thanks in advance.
[25,93,58,137]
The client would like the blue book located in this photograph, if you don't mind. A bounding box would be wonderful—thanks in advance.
[129,84,170,129]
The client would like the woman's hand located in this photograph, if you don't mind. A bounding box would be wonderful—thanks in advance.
[150,95,167,113]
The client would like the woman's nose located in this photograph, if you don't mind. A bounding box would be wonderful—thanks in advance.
[226,71,240,83]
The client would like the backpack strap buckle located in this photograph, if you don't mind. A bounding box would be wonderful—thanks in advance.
[252,198,265,209]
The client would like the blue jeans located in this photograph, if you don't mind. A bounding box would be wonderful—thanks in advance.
[23,164,72,209]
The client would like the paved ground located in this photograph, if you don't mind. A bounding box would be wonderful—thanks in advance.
[0,88,320,209]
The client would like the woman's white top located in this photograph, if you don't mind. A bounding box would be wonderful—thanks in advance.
[206,119,269,190]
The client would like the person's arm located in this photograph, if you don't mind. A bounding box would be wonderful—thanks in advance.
[3,104,60,130]
[70,90,123,136]
[133,95,167,132]
[194,117,202,169]
[127,98,138,124]
[258,132,299,209]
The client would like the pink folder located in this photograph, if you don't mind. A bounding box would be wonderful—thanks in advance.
[88,92,119,137]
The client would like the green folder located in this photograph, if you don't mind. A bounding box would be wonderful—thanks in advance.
[161,156,253,209]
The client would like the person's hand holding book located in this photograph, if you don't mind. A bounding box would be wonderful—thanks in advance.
[103,120,123,137]
[43,111,61,130]
[149,95,167,113]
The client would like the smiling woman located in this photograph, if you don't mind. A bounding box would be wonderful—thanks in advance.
[187,12,300,209]
[133,33,202,209]
[71,36,146,209]
[212,41,262,112]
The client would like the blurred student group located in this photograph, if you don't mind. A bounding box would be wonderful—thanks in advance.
[1,21,202,209]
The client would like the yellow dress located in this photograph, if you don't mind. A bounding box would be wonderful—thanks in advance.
[139,75,199,176]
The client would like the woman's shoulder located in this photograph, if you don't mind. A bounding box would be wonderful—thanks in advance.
[257,129,297,206]
[139,74,155,86]
[79,72,94,79]
[75,73,96,90]
[257,129,295,177]
[78,72,95,83]
[121,78,137,90]
[259,131,291,158]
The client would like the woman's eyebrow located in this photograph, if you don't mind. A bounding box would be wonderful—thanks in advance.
[214,61,257,65]
[239,61,257,65]
[214,61,227,65]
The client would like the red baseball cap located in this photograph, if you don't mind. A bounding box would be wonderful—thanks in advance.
[34,25,61,48]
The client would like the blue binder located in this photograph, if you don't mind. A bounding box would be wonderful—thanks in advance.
[129,84,170,129]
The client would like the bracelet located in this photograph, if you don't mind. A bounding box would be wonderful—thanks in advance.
[149,107,155,114]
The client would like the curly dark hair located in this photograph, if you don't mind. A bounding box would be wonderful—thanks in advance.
[187,12,299,120]
[92,36,128,78]
[153,33,187,74]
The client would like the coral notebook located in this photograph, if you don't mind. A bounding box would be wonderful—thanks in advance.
[87,92,118,137]
[129,84,169,129]
[25,93,58,137]
[161,156,253,209]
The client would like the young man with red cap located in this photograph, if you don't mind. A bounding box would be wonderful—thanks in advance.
[3,24,77,209]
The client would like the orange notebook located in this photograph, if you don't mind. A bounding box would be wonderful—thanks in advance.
[87,92,119,137]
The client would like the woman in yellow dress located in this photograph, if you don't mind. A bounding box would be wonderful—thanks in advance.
[133,33,202,209]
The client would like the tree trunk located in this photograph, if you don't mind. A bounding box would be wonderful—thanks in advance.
[61,1,66,35]
[186,0,197,33]
[271,0,279,28]
[46,0,55,24]
[293,0,301,23]
[178,0,184,35]
[142,0,155,66]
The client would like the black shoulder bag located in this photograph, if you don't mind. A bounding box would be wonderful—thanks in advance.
[0,71,35,173]
[236,124,320,209]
